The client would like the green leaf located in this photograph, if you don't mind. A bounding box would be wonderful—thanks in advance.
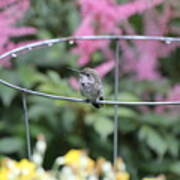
[140,113,178,127]
[0,137,23,154]
[0,85,16,106]
[47,71,61,84]
[139,126,167,156]
[85,114,98,125]
[67,136,85,147]
[100,107,138,118]
[118,92,140,101]
[119,118,138,133]
[170,162,180,175]
[17,65,45,88]
[0,69,19,106]
[94,117,114,139]
[166,135,179,157]
[67,4,80,32]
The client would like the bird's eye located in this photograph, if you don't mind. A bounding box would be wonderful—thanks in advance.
[86,73,90,77]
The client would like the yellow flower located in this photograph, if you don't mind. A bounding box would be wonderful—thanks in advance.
[63,149,95,173]
[116,172,130,180]
[64,149,84,165]
[15,159,36,180]
[142,175,166,180]
[0,167,9,180]
[0,158,19,180]
[1,158,17,170]
[17,159,36,171]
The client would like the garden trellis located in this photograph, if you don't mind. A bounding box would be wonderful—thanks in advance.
[0,35,180,162]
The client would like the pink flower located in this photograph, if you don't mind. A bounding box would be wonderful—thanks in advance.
[0,0,36,65]
[69,77,80,90]
[155,85,180,113]
[121,3,179,81]
[168,85,180,101]
[74,0,164,70]
[95,60,115,77]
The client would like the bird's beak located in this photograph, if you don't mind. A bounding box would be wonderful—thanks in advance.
[66,67,81,73]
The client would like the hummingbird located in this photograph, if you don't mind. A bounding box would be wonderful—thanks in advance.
[68,67,104,108]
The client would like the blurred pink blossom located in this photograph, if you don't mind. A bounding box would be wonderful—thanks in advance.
[74,0,164,76]
[95,60,115,77]
[167,85,180,102]
[69,77,80,90]
[0,0,36,66]
[121,4,179,80]
[155,85,180,113]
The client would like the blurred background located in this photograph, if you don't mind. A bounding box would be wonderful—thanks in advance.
[0,0,180,179]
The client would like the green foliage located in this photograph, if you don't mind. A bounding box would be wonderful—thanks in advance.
[139,125,168,157]
[0,69,19,106]
[0,137,23,154]
[1,61,180,179]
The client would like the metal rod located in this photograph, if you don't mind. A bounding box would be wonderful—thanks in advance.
[113,41,120,163]
[22,93,32,160]
[0,35,180,60]
[0,78,180,106]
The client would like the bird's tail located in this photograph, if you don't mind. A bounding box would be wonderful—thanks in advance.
[92,102,100,108]
[92,96,104,109]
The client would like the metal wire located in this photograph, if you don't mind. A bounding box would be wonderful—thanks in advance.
[0,78,180,106]
[22,93,32,160]
[0,35,180,60]
[113,41,120,163]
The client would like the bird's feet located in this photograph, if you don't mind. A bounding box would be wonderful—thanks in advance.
[85,99,90,103]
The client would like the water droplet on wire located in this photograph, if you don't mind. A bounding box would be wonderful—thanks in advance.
[165,39,172,44]
[11,53,17,58]
[28,47,32,51]
[48,42,53,47]
[69,40,75,45]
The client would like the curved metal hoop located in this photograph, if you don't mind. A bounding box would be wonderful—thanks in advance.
[0,77,180,106]
[1,35,180,60]
[0,35,180,106]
